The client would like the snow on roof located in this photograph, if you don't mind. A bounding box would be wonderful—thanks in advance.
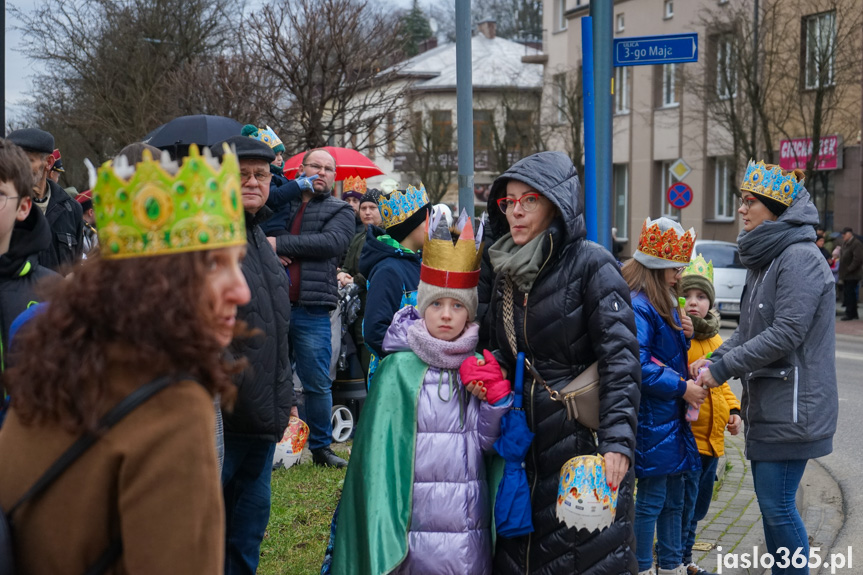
[395,34,543,90]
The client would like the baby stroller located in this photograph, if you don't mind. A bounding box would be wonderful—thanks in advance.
[331,282,367,442]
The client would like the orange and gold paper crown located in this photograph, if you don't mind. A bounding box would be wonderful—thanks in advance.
[343,176,367,195]
[420,209,483,289]
[635,217,695,265]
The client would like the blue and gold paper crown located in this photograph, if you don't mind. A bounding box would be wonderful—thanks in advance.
[377,183,430,229]
[740,160,805,207]
[92,144,245,259]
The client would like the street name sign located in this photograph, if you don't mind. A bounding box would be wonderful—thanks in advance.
[614,33,698,67]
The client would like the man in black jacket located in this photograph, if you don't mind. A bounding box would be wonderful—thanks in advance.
[214,136,294,575]
[266,148,355,468]
[6,129,83,272]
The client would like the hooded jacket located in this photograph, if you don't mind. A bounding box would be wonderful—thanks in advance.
[0,208,58,365]
[37,179,84,272]
[358,226,421,360]
[485,152,641,575]
[223,207,294,441]
[709,189,837,462]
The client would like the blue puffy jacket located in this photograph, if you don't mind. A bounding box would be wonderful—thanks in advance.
[631,292,700,478]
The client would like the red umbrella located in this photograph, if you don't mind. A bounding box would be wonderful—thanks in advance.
[282,147,385,181]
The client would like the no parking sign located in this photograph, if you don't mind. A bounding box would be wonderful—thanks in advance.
[666,182,693,209]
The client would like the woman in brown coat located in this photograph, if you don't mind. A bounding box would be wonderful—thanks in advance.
[0,145,250,574]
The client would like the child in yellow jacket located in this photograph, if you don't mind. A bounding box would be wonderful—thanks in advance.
[680,255,741,575]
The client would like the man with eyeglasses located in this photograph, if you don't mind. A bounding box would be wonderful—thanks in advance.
[266,148,355,469]
[212,135,296,575]
[6,129,83,273]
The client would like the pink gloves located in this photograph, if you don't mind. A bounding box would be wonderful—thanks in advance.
[459,350,511,405]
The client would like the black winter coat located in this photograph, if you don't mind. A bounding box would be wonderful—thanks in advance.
[36,179,84,272]
[224,208,294,441]
[271,192,355,309]
[0,208,58,367]
[487,152,641,575]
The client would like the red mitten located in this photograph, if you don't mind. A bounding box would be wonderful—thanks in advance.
[460,350,511,404]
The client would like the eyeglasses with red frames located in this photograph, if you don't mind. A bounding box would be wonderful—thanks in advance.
[497,192,542,214]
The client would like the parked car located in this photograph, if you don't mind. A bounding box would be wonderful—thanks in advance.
[693,240,746,320]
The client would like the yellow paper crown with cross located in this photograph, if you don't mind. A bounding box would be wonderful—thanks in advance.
[683,254,714,284]
[91,144,245,259]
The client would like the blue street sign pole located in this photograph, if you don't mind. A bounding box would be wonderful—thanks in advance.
[581,17,597,243]
[613,33,698,67]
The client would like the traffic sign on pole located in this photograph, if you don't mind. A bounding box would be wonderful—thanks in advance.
[667,182,693,209]
[614,33,698,67]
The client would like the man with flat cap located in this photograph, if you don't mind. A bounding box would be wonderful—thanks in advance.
[6,129,83,272]
[212,136,295,575]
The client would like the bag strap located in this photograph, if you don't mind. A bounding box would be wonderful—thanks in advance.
[8,374,180,517]
[502,276,562,403]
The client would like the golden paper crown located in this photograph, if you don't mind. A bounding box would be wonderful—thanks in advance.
[740,160,805,207]
[377,184,430,229]
[343,176,367,194]
[92,144,245,259]
[636,218,695,265]
[683,254,714,284]
[420,210,483,288]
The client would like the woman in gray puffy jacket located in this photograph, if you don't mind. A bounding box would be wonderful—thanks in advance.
[691,161,838,575]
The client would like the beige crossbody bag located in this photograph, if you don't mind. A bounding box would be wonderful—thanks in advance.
[502,276,600,430]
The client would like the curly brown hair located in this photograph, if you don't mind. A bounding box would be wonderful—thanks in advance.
[6,250,245,434]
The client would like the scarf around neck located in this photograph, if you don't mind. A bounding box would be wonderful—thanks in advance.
[691,308,721,340]
[407,320,479,370]
[488,232,548,293]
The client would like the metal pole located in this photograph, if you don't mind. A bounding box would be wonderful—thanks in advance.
[590,1,613,251]
[751,0,758,159]
[455,0,474,216]
[581,17,597,243]
[1,0,6,135]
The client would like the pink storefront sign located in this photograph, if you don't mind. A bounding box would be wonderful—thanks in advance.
[779,135,843,171]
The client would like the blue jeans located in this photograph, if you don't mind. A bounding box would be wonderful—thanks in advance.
[751,459,810,575]
[683,455,719,563]
[635,473,689,571]
[222,435,277,575]
[290,304,333,450]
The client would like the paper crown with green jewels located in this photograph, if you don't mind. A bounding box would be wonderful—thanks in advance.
[91,144,246,259]
[683,254,714,284]
[740,160,805,207]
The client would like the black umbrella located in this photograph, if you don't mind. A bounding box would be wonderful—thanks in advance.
[143,115,243,158]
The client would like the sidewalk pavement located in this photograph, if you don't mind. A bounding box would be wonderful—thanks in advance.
[834,301,863,339]
[687,432,845,575]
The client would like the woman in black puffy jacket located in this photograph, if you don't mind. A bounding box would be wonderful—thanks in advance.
[485,151,641,574]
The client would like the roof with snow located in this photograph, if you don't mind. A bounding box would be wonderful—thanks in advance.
[393,33,543,91]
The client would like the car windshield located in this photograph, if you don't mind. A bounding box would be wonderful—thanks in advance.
[698,244,744,269]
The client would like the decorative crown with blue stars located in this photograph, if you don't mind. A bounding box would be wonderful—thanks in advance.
[740,160,805,207]
[377,183,430,230]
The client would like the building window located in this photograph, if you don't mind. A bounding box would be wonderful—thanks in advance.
[386,113,395,157]
[662,63,677,107]
[505,110,535,159]
[716,34,737,99]
[804,11,836,89]
[431,110,453,147]
[613,164,629,239]
[714,157,735,219]
[664,0,673,19]
[614,67,629,114]
[616,13,625,32]
[557,0,568,31]
[659,160,680,220]
[474,109,494,151]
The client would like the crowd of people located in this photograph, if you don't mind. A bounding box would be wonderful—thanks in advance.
[0,122,848,575]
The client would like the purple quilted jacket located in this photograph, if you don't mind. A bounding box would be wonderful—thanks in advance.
[382,307,510,575]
